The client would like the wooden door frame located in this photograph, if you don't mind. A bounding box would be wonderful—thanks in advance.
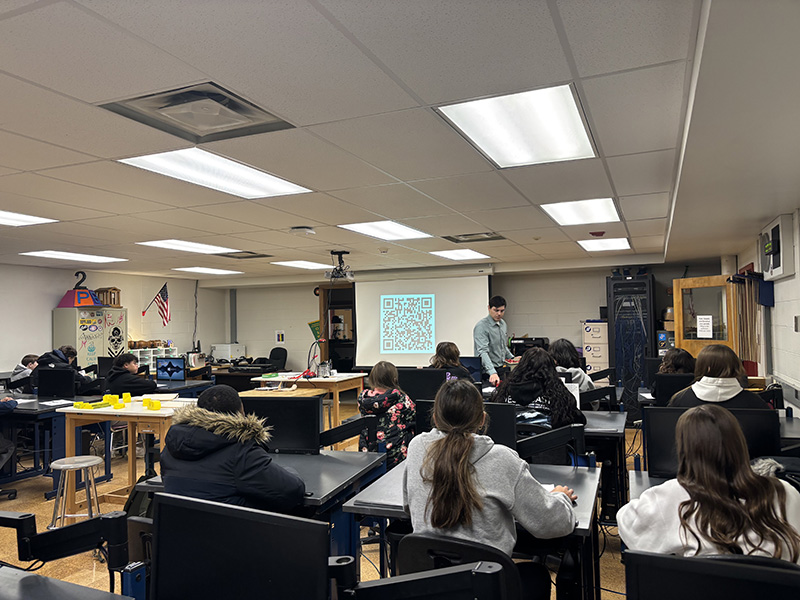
[674,275,739,357]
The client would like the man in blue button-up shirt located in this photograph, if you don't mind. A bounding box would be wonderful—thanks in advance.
[473,295,515,386]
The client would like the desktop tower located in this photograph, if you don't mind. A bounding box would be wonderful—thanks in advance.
[606,275,656,420]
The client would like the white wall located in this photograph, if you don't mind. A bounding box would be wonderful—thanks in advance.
[0,264,228,370]
[493,271,608,349]
[770,209,800,390]
[235,285,320,371]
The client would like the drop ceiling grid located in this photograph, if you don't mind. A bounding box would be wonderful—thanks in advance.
[408,172,532,213]
[0,130,95,172]
[327,184,453,221]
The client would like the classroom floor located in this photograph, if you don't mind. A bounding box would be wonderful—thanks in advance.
[0,398,631,599]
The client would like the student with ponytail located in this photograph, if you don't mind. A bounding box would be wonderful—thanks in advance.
[403,378,577,595]
[618,404,800,562]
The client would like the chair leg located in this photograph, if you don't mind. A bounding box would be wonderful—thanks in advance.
[48,470,67,529]
[88,465,101,516]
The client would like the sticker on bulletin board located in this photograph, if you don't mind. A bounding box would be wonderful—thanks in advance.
[275,330,285,345]
[697,315,713,339]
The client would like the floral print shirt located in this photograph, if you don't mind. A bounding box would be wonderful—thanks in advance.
[357,387,415,469]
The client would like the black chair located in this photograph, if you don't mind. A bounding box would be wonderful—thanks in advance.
[625,550,800,599]
[758,386,784,409]
[588,366,616,383]
[397,532,525,600]
[516,423,588,465]
[579,386,618,411]
[261,347,287,371]
[652,373,694,406]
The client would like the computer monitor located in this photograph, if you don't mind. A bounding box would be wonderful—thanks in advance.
[397,368,448,402]
[155,357,186,381]
[652,373,694,406]
[643,407,781,478]
[151,493,330,600]
[459,356,482,383]
[37,368,75,399]
[241,396,322,454]
[415,399,517,449]
[96,356,114,379]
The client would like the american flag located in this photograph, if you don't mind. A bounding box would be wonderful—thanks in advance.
[154,283,171,326]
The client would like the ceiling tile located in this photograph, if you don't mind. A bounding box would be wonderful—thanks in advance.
[0,173,170,214]
[0,166,19,177]
[398,213,482,237]
[0,1,40,15]
[0,192,110,221]
[309,108,493,181]
[631,235,665,251]
[0,130,95,171]
[231,230,330,249]
[329,184,451,220]
[0,73,190,159]
[503,159,613,204]
[134,209,261,236]
[558,0,697,77]
[481,244,537,259]
[606,149,676,197]
[498,228,570,245]
[561,222,628,241]
[202,129,396,192]
[583,62,687,156]
[75,0,418,125]
[258,193,382,226]
[619,192,670,220]
[317,0,571,104]
[626,218,666,237]
[410,172,530,212]
[0,3,205,103]
[465,206,552,232]
[527,242,586,257]
[194,200,327,230]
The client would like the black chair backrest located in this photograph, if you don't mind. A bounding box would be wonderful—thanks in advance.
[516,423,587,462]
[579,386,618,411]
[352,562,504,600]
[758,387,785,410]
[37,367,76,398]
[268,347,288,370]
[415,399,517,449]
[397,533,522,600]
[643,357,662,389]
[625,550,800,600]
[97,356,114,379]
[396,368,448,402]
[557,371,573,383]
[652,373,694,406]
[643,407,781,478]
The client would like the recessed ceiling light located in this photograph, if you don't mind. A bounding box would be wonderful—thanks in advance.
[541,198,619,226]
[338,221,432,241]
[578,238,631,252]
[20,250,127,263]
[119,148,311,199]
[172,267,243,275]
[0,210,58,227]
[271,260,331,270]
[437,84,595,168]
[430,249,490,260]
[137,239,240,254]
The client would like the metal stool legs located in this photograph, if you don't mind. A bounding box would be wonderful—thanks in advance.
[48,455,104,529]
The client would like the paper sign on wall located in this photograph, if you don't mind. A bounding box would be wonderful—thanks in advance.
[697,315,713,339]
[275,330,285,345]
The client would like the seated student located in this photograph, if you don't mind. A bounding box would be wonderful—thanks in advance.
[492,347,586,429]
[0,396,19,477]
[32,345,99,395]
[548,338,595,392]
[160,384,305,514]
[104,353,157,396]
[650,347,695,398]
[668,344,768,409]
[618,404,800,562]
[10,354,38,394]
[428,341,472,381]
[358,361,415,469]
[403,378,577,597]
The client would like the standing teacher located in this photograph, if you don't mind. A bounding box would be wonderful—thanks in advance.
[473,295,516,386]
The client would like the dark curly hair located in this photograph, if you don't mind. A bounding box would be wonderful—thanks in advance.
[549,338,581,369]
[658,348,695,374]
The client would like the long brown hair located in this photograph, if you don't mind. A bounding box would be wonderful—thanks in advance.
[694,344,745,379]
[430,341,463,369]
[368,361,400,392]
[422,378,485,528]
[676,404,800,560]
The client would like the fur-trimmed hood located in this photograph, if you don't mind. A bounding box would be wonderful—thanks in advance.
[165,405,272,461]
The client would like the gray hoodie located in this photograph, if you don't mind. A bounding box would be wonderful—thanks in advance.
[403,429,576,556]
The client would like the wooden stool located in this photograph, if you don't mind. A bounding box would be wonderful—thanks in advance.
[48,455,103,529]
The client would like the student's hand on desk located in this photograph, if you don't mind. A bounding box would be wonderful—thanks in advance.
[489,373,500,386]
[1,397,13,403]
[552,486,577,503]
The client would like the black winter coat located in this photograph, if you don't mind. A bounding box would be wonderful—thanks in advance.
[160,406,305,513]
[32,349,94,394]
[104,366,157,396]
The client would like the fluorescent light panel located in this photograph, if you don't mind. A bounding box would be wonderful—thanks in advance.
[430,249,489,260]
[338,221,432,241]
[438,85,595,168]
[0,210,58,227]
[119,147,311,199]
[172,267,243,275]
[271,260,331,270]
[541,198,619,226]
[20,250,127,263]
[578,238,630,252]
[137,239,240,254]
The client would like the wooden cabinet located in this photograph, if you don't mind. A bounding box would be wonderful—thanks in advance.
[318,284,356,372]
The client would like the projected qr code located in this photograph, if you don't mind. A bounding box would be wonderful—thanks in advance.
[380,294,435,354]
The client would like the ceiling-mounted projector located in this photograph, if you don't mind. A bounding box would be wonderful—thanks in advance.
[325,250,354,281]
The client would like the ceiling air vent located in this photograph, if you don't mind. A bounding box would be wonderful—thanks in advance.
[100,82,293,144]
[218,251,273,260]
[442,232,506,244]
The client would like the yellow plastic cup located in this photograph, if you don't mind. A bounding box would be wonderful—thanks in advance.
[142,398,151,408]
[150,400,161,410]
[103,394,111,403]
[122,392,131,403]
[111,395,120,404]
